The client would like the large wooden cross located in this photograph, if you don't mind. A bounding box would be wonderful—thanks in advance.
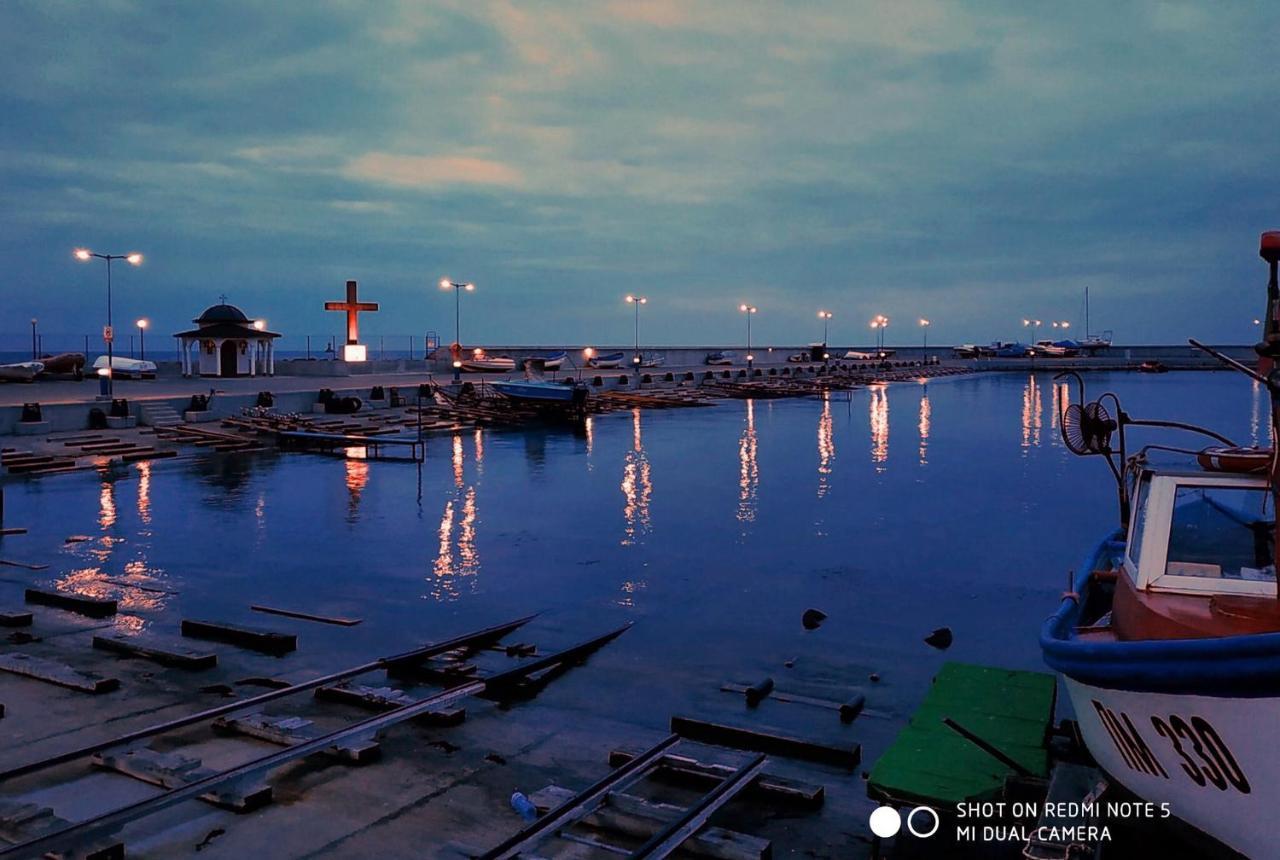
[324,280,379,345]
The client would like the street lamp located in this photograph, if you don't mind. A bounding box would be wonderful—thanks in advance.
[136,319,148,361]
[919,318,931,364]
[818,310,833,361]
[870,315,888,358]
[75,248,143,396]
[740,304,758,370]
[626,295,648,368]
[30,318,37,361]
[1023,318,1042,346]
[440,277,476,382]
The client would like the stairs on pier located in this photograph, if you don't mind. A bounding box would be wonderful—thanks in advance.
[138,403,182,427]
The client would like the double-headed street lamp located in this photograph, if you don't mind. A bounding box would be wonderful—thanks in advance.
[818,310,833,360]
[75,248,143,396]
[626,295,648,368]
[136,319,148,361]
[740,304,758,370]
[870,315,888,358]
[440,277,475,382]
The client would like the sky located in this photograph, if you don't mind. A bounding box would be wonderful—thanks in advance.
[2,1,1279,351]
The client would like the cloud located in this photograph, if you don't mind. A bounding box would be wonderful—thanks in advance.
[343,152,524,189]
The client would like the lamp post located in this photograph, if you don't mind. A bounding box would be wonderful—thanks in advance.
[626,295,647,369]
[440,277,475,382]
[870,315,888,359]
[75,248,143,397]
[740,304,758,371]
[818,310,833,361]
[919,318,930,364]
[136,319,148,361]
[30,319,37,361]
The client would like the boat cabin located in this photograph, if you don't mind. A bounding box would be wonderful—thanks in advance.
[1123,468,1275,599]
[1105,465,1280,641]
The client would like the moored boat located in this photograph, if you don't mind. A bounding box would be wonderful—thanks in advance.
[588,351,625,369]
[0,361,44,382]
[1138,360,1169,373]
[92,355,157,378]
[522,350,565,370]
[1040,231,1280,859]
[460,349,516,373]
[705,351,734,365]
[39,352,86,377]
[491,379,587,406]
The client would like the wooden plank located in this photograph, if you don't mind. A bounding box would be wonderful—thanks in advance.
[121,449,178,463]
[211,712,380,763]
[0,653,119,694]
[670,716,860,769]
[529,785,768,860]
[180,618,296,654]
[25,588,115,617]
[93,632,218,670]
[92,748,271,811]
[2,559,49,571]
[0,799,123,859]
[314,683,466,726]
[0,610,34,628]
[608,748,824,809]
[721,682,865,723]
[249,604,362,626]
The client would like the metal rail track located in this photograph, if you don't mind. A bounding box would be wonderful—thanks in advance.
[0,613,536,784]
[0,620,631,858]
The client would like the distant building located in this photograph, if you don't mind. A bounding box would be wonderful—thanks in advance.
[174,302,279,377]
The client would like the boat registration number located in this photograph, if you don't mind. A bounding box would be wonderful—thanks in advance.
[1090,700,1251,794]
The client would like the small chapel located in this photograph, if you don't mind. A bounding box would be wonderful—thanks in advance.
[174,301,280,377]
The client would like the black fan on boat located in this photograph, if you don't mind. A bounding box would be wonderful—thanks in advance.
[1061,400,1116,455]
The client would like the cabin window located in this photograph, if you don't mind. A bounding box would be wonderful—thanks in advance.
[1163,486,1275,583]
[1126,473,1152,581]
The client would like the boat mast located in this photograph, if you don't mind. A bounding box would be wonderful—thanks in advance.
[1084,287,1090,340]
[1256,231,1280,598]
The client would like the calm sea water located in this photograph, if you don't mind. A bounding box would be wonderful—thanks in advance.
[0,370,1267,794]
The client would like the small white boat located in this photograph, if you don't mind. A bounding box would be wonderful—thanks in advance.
[92,355,157,378]
[844,350,875,360]
[588,351,625,369]
[639,352,665,368]
[705,351,734,365]
[460,349,516,373]
[0,361,44,382]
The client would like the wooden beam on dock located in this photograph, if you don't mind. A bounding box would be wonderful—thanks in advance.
[92,632,217,670]
[0,611,33,628]
[670,716,861,769]
[180,619,297,654]
[249,604,362,626]
[608,748,824,809]
[0,653,119,694]
[25,588,116,618]
[91,748,272,812]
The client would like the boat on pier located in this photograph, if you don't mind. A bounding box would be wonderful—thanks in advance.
[460,349,516,373]
[1040,231,1280,860]
[0,361,44,382]
[587,351,625,369]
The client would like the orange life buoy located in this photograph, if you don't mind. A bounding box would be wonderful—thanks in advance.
[1196,446,1272,474]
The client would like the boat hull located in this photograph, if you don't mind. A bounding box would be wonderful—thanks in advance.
[0,362,43,382]
[460,360,515,373]
[491,381,580,403]
[1061,676,1273,859]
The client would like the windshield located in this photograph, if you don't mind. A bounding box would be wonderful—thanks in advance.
[1165,486,1275,582]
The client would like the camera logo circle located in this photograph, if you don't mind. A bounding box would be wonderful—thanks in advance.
[907,806,940,838]
[869,805,938,839]
[868,806,901,838]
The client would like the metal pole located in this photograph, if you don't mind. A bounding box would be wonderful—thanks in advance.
[747,313,753,371]
[30,320,36,360]
[140,326,145,361]
[306,335,311,360]
[106,256,114,396]
[454,285,462,383]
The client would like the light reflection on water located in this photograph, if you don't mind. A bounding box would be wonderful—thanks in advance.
[621,409,652,546]
[8,372,1268,695]
[737,399,759,525]
[869,384,889,468]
